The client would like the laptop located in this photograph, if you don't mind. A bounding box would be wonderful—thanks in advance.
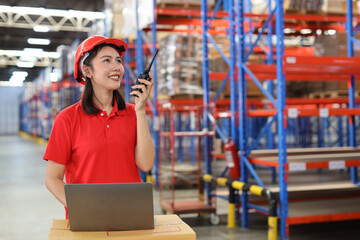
[64,182,154,231]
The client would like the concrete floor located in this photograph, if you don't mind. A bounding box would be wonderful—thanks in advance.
[1,135,360,239]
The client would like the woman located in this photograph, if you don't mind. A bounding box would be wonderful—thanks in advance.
[43,36,155,213]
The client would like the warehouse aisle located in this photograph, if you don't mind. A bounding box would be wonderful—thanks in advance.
[0,135,63,240]
[1,135,360,240]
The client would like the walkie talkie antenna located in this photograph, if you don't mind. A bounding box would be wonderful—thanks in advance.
[146,49,159,72]
[133,49,159,95]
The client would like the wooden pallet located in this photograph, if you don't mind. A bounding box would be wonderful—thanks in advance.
[285,9,324,15]
[161,163,199,189]
[157,2,212,9]
[308,90,360,99]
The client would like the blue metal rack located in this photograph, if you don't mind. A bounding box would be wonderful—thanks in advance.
[126,1,360,238]
[201,0,212,204]
[346,0,358,184]
[131,0,160,184]
[234,0,359,239]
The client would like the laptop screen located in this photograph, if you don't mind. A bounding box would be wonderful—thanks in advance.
[64,182,154,231]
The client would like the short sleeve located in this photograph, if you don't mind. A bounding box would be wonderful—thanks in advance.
[43,114,72,165]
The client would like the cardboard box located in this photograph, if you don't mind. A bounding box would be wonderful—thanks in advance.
[322,0,359,15]
[47,214,196,240]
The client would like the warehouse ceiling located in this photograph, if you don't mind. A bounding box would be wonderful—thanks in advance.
[0,0,105,83]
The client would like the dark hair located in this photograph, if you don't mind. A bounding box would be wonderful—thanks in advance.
[81,44,126,115]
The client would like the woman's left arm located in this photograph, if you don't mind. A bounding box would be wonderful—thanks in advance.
[135,110,155,172]
[131,74,156,172]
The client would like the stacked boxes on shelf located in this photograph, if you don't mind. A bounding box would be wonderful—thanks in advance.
[157,34,203,98]
[156,0,215,8]
[156,33,265,99]
[19,39,83,141]
[252,0,359,15]
[322,0,359,15]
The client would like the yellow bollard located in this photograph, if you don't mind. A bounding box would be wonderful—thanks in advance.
[268,216,278,240]
[227,202,236,228]
[232,181,244,190]
[249,185,264,196]
[146,174,153,185]
[203,174,212,183]
[198,192,204,202]
[216,177,227,186]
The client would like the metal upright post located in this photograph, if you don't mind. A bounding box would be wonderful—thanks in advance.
[136,0,146,182]
[229,0,237,147]
[48,85,53,138]
[338,116,343,147]
[266,0,276,184]
[321,117,326,147]
[275,0,289,238]
[152,0,160,188]
[236,0,249,228]
[177,112,184,163]
[227,0,239,225]
[40,86,45,143]
[201,0,212,203]
[346,0,358,183]
[317,117,323,147]
[136,0,144,74]
[124,38,130,103]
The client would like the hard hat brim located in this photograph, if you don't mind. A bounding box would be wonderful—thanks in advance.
[74,36,127,84]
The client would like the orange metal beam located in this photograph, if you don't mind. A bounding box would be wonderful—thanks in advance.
[287,212,360,225]
[156,8,360,23]
[147,28,227,35]
[160,98,360,108]
[157,18,230,27]
[249,158,279,167]
[247,108,360,117]
[156,8,228,18]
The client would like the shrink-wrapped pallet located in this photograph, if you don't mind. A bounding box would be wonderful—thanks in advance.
[157,0,215,8]
[157,34,203,98]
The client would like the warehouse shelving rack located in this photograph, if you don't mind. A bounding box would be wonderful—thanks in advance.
[227,0,360,239]
[127,0,160,183]
[129,0,235,187]
[157,103,218,217]
[19,62,83,144]
[128,0,236,218]
[126,1,360,238]
[143,0,277,225]
[19,67,55,143]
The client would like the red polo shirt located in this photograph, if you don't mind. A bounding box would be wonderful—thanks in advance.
[43,100,141,184]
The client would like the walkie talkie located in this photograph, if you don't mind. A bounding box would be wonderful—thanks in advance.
[134,49,159,93]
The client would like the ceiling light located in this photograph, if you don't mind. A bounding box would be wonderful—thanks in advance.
[0,5,104,19]
[12,71,28,77]
[20,56,38,62]
[33,25,50,32]
[9,74,26,86]
[0,49,59,59]
[11,6,46,15]
[23,48,44,53]
[27,38,51,45]
[300,29,312,34]
[284,28,296,34]
[9,79,24,86]
[16,62,34,68]
[327,29,336,35]
[50,72,60,82]
[68,9,105,19]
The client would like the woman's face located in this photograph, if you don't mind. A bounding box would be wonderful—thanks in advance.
[86,46,124,91]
